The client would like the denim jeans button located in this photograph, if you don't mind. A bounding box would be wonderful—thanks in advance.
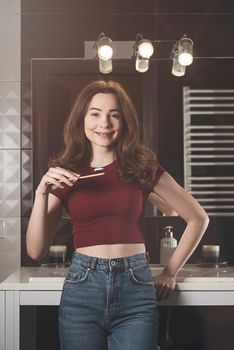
[110,260,115,266]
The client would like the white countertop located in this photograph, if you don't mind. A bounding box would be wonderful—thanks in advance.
[1,264,234,291]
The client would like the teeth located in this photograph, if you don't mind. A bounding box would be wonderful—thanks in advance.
[97,132,112,136]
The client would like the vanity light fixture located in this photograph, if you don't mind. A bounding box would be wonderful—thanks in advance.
[95,33,113,74]
[171,43,186,77]
[90,33,193,75]
[178,35,193,66]
[134,34,154,73]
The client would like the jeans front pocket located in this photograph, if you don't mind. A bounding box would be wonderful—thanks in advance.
[129,265,155,286]
[65,265,91,285]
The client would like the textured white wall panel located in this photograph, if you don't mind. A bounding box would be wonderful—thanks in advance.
[0,82,20,148]
[0,14,20,81]
[0,218,20,281]
[0,150,20,217]
[22,149,33,216]
[21,81,32,148]
[0,3,21,281]
[0,0,20,14]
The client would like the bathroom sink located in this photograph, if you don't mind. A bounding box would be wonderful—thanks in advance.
[27,264,234,283]
[28,266,68,283]
[150,264,234,280]
[28,265,194,283]
[150,265,195,278]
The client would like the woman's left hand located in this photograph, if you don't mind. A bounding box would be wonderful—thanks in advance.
[153,272,176,300]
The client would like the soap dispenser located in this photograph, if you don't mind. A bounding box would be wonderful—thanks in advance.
[160,226,177,266]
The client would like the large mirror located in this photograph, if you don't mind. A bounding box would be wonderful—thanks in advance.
[24,58,234,265]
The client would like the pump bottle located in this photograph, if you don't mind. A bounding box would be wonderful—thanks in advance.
[160,226,177,266]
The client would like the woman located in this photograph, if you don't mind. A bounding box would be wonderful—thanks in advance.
[26,80,209,350]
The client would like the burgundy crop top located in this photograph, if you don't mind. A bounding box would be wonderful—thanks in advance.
[50,161,165,248]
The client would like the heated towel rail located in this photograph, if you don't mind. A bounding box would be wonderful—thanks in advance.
[183,87,234,217]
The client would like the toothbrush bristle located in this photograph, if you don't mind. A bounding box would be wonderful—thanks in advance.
[94,167,104,174]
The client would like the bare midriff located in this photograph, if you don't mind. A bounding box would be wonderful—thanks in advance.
[75,243,146,259]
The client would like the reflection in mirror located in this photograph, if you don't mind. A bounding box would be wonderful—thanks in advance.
[32,59,157,193]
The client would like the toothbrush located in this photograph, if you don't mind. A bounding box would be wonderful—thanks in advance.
[79,167,105,179]
[48,167,105,186]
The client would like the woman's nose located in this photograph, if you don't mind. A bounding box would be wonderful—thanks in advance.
[100,115,111,128]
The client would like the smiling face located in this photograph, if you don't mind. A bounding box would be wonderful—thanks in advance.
[84,93,123,152]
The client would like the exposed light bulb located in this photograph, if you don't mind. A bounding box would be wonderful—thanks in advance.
[138,40,154,59]
[98,44,113,60]
[96,35,113,74]
[134,38,154,73]
[178,52,193,66]
[178,37,193,66]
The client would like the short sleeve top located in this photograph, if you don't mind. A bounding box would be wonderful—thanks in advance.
[50,161,165,248]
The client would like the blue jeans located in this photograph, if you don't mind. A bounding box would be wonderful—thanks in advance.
[59,251,159,350]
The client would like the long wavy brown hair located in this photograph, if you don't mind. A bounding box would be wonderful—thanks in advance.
[50,80,157,188]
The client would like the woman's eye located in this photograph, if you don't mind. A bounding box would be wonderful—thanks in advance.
[111,114,121,119]
[91,112,99,117]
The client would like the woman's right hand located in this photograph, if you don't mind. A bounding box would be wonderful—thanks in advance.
[153,271,176,300]
[36,167,80,194]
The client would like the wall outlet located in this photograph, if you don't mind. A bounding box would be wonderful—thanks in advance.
[0,219,6,238]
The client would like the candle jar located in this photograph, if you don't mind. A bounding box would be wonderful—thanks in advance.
[49,245,67,266]
[202,245,220,264]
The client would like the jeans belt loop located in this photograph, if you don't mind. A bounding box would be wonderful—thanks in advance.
[124,257,130,271]
[90,257,97,270]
